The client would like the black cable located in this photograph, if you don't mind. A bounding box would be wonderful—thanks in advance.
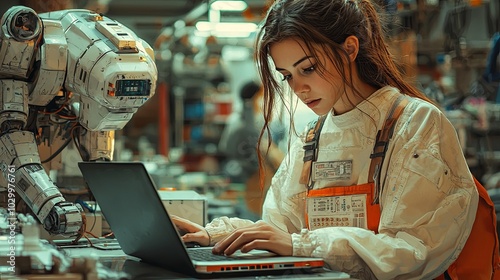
[72,126,84,160]
[40,135,73,163]
[72,125,91,161]
[48,115,70,125]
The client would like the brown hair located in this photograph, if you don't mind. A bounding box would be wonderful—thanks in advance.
[254,0,432,186]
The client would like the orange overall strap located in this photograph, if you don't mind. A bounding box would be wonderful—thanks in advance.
[369,95,409,204]
[299,115,327,189]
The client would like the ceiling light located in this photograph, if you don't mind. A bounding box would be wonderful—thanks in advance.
[210,0,248,11]
[194,30,252,38]
[195,21,257,33]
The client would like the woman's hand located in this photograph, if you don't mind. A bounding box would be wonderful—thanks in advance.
[171,215,210,246]
[212,221,292,256]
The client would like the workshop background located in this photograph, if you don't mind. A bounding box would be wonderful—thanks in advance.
[1,0,500,244]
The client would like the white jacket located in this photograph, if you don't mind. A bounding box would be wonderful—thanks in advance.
[205,86,478,279]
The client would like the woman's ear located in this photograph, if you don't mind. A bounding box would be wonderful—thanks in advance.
[343,35,359,62]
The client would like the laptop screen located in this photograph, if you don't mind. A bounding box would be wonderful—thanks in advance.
[78,161,198,276]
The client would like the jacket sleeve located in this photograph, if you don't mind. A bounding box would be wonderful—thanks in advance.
[205,134,306,245]
[204,129,309,245]
[205,217,255,246]
[291,101,479,279]
[261,138,307,233]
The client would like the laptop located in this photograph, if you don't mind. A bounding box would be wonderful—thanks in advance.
[78,161,325,277]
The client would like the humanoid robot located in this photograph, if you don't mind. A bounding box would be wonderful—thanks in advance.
[0,6,157,237]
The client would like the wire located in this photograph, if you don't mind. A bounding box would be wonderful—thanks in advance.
[72,211,87,244]
[70,204,109,248]
[72,125,91,161]
[87,193,115,239]
[40,134,72,163]
[55,114,78,120]
[40,122,80,163]
[102,232,115,238]
[85,231,98,239]
[48,114,71,125]
[83,235,94,247]
[89,203,97,233]
[37,90,71,115]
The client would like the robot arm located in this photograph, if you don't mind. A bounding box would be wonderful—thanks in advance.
[0,6,83,236]
[0,6,157,236]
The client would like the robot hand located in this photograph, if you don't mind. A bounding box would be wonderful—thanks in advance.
[0,6,157,237]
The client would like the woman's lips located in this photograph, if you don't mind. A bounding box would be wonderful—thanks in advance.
[305,99,321,108]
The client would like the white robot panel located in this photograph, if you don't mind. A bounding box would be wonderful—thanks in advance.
[29,19,67,106]
[0,5,157,237]
[0,6,42,78]
[39,9,157,131]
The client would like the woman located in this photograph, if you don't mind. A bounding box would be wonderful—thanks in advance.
[174,0,489,278]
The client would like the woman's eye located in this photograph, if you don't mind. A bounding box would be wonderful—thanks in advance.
[281,74,291,81]
[303,65,315,74]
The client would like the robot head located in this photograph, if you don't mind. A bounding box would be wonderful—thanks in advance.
[1,6,42,41]
[40,10,158,131]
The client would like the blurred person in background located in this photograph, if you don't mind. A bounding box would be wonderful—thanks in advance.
[219,81,284,220]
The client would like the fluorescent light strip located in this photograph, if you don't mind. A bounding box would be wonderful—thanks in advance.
[211,0,248,11]
[195,21,257,33]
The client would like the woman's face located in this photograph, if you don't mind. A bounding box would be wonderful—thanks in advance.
[269,38,345,116]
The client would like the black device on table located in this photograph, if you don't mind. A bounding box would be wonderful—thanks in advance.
[78,161,325,278]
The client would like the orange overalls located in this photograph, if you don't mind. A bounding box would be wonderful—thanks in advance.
[299,96,499,279]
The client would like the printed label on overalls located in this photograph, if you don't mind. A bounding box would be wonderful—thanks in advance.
[306,194,367,230]
[312,160,352,181]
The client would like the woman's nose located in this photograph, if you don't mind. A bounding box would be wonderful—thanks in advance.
[292,79,309,97]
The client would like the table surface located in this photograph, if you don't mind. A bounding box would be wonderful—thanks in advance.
[63,245,354,280]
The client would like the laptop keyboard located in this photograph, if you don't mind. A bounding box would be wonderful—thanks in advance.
[188,248,241,261]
